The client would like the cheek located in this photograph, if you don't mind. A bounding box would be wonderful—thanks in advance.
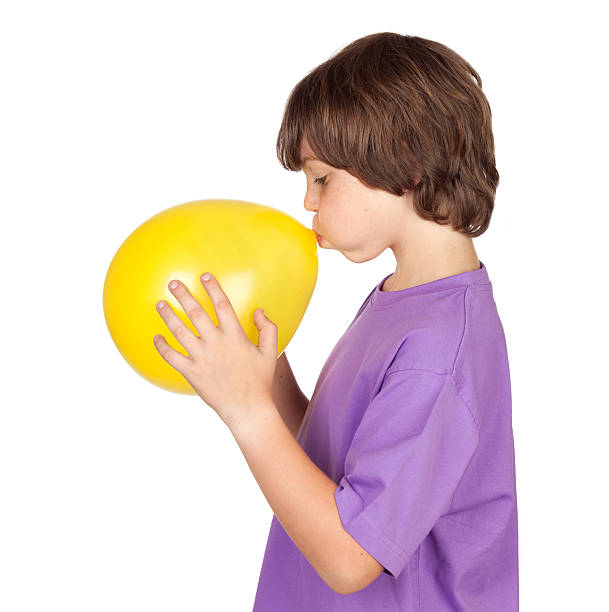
[319,189,345,224]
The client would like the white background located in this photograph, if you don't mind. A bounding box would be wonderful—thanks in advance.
[1,1,607,610]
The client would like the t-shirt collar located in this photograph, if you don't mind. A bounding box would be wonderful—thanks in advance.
[368,260,491,310]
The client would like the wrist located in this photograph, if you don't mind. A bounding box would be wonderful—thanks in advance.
[228,399,279,443]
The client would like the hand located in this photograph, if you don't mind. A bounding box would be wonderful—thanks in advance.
[153,273,278,430]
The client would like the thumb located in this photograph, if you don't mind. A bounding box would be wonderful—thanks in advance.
[254,308,278,356]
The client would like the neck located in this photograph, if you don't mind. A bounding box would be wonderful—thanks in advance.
[384,233,479,292]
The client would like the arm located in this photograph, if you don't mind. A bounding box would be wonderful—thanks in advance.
[271,351,309,438]
[229,402,383,596]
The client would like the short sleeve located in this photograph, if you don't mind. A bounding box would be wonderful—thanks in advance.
[334,369,479,580]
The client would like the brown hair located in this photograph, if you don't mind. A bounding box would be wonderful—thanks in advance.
[276,32,499,237]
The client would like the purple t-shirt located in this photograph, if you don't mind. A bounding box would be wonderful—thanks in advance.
[253,261,519,611]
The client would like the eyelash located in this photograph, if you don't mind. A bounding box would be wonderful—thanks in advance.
[314,176,327,186]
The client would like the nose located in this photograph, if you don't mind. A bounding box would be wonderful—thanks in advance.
[303,188,318,213]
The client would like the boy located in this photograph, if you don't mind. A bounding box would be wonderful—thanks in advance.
[253,32,518,610]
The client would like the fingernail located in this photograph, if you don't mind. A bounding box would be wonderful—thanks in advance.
[202,273,211,282]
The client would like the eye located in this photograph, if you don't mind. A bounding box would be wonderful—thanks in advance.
[314,176,327,186]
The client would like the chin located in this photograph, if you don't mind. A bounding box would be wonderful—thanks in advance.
[342,249,382,264]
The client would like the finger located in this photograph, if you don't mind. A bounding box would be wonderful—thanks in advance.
[254,308,279,358]
[168,279,216,338]
[156,299,201,353]
[200,273,242,334]
[152,334,192,372]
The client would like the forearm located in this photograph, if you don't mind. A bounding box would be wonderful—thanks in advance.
[272,352,309,438]
[230,402,354,595]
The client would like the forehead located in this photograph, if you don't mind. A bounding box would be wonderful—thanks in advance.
[300,152,326,170]
[299,137,320,166]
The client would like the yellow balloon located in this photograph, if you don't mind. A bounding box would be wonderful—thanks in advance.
[103,199,318,394]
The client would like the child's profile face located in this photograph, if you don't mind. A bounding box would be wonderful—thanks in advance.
[299,135,412,264]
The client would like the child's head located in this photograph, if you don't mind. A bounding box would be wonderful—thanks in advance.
[276,32,499,264]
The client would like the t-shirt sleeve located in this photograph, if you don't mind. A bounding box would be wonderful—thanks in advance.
[333,369,479,580]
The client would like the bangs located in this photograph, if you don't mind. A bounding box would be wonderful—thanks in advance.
[276,62,364,175]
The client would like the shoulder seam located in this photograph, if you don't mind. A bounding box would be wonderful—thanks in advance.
[450,374,480,432]
[384,367,448,377]
[383,368,480,432]
[451,286,469,376]
[454,287,478,429]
